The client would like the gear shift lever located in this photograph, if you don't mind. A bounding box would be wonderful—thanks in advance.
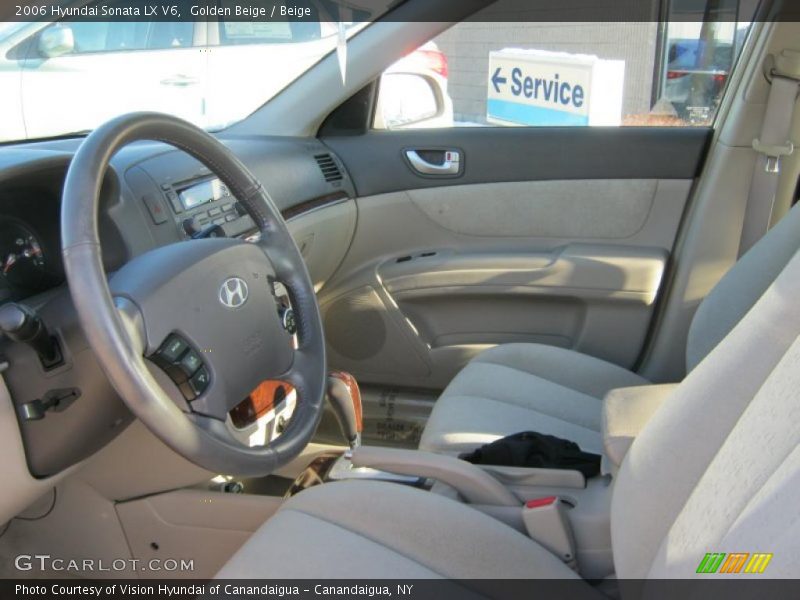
[326,371,363,449]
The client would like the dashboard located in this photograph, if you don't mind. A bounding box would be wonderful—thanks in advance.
[0,134,354,478]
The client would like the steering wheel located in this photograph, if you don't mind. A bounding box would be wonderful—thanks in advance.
[60,113,326,476]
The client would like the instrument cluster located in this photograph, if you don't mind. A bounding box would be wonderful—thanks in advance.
[0,216,62,303]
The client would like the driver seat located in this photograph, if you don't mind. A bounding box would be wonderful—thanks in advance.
[217,247,800,580]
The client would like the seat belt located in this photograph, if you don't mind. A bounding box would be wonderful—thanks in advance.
[739,50,800,257]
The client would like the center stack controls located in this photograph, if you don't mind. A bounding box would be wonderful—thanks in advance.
[160,177,256,238]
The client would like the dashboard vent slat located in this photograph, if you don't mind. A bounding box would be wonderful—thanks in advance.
[314,153,343,183]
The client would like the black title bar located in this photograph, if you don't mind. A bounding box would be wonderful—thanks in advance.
[0,0,795,23]
[6,579,800,600]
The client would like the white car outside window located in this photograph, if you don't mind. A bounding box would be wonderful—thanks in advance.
[0,2,451,143]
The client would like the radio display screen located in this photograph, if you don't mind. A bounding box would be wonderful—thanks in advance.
[178,179,223,210]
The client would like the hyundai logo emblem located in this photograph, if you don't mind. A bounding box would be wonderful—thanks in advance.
[219,277,249,309]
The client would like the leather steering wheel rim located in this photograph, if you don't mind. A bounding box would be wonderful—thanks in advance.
[61,112,326,477]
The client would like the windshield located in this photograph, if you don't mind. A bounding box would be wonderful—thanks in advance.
[0,9,374,143]
[0,22,29,38]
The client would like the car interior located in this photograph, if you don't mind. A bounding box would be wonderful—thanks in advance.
[0,0,799,588]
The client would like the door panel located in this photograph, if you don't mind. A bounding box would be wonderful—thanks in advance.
[319,128,708,390]
[383,243,666,365]
[405,179,677,240]
[324,127,710,196]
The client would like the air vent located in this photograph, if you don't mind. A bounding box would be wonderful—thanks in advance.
[314,153,343,183]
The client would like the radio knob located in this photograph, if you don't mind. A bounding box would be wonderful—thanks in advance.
[182,217,200,237]
[234,202,249,218]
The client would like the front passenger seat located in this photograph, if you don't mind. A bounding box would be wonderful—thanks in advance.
[218,243,800,580]
[420,202,800,455]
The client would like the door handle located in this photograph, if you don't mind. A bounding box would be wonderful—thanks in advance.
[160,74,199,87]
[405,149,461,176]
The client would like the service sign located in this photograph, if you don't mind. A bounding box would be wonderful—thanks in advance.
[487,49,624,127]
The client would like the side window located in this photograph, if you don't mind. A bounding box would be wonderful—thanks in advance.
[219,22,323,46]
[217,1,325,46]
[39,21,194,56]
[374,11,754,130]
[101,22,150,52]
[64,22,112,53]
[35,0,195,58]
[658,22,751,125]
[144,22,194,50]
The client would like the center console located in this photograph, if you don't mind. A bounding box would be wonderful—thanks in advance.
[287,369,616,580]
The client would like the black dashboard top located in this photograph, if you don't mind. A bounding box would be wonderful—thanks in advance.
[0,133,354,305]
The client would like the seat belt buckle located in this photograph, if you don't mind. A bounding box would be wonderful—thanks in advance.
[752,138,794,174]
[522,496,577,568]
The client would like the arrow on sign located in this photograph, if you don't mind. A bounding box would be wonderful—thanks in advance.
[491,67,507,93]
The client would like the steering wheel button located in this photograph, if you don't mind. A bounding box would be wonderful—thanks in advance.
[159,335,188,362]
[281,308,298,335]
[189,367,211,396]
[180,350,203,376]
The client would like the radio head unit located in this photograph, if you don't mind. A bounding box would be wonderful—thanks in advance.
[178,179,225,211]
[159,176,254,238]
